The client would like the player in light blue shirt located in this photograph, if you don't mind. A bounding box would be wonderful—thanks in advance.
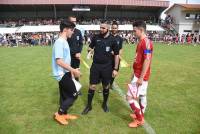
[52,36,71,81]
[51,20,81,125]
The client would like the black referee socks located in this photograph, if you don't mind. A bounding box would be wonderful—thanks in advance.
[87,89,95,106]
[103,88,109,104]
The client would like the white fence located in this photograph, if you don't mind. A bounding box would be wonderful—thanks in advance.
[0,24,165,34]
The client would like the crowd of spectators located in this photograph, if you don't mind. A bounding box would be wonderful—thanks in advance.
[0,16,158,27]
[0,17,199,47]
[1,30,199,47]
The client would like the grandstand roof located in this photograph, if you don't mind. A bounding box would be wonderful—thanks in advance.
[0,0,169,7]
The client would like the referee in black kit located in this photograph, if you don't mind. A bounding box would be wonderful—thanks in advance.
[67,16,83,81]
[110,21,123,89]
[82,21,120,115]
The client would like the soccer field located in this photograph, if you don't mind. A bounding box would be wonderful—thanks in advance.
[0,44,200,134]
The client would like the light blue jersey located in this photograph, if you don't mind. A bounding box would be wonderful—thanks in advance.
[52,37,71,81]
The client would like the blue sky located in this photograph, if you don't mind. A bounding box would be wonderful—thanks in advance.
[160,0,200,19]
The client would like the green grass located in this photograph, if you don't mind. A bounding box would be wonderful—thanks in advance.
[0,44,200,134]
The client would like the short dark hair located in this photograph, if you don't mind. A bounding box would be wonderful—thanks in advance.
[112,20,119,27]
[100,20,110,30]
[132,20,146,31]
[60,20,75,32]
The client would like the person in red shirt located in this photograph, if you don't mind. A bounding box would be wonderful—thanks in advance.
[187,34,192,44]
[126,20,153,128]
[181,34,184,44]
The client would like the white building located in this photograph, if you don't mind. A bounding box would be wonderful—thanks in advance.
[165,4,200,36]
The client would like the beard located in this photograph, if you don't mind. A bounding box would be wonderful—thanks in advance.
[100,30,109,37]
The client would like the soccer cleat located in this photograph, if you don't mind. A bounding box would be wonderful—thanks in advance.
[102,103,109,112]
[81,105,92,115]
[130,113,137,119]
[54,112,68,125]
[128,119,144,128]
[63,114,78,120]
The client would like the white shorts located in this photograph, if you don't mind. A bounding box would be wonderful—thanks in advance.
[127,75,148,97]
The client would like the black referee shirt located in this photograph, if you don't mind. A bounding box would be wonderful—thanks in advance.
[67,28,83,55]
[89,34,119,64]
[112,34,123,50]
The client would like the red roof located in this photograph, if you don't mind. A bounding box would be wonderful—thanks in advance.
[0,0,169,7]
[165,4,200,13]
[179,4,200,9]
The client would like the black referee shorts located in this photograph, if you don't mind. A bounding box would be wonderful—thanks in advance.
[90,63,112,86]
[59,72,78,98]
[71,54,80,69]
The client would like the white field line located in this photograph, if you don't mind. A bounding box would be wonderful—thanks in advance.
[81,59,156,134]
[113,83,156,134]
